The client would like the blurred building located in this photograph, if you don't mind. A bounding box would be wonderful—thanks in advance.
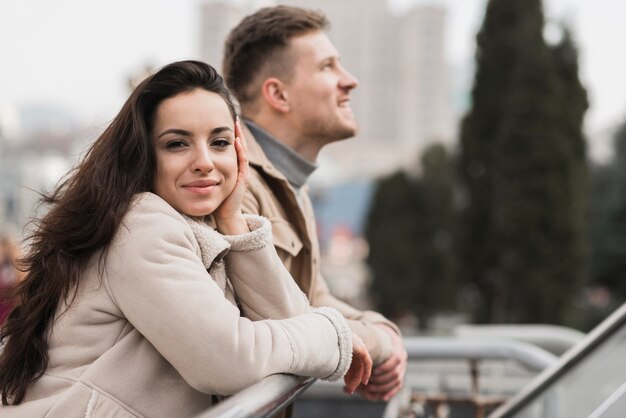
[0,105,79,232]
[199,2,248,70]
[199,0,276,70]
[398,5,453,152]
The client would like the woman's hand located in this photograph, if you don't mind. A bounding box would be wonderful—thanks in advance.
[356,325,407,401]
[344,333,373,394]
[214,119,250,235]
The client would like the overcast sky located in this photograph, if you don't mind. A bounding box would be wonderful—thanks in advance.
[1,0,624,138]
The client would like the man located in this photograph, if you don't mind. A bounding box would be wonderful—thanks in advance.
[223,5,407,401]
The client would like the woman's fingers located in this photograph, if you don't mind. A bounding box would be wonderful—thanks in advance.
[344,334,372,394]
[235,137,249,181]
[235,118,248,152]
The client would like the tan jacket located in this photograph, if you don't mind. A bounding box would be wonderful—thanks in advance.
[2,193,351,417]
[242,125,400,365]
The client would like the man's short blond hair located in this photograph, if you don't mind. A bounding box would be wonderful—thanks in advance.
[222,5,329,111]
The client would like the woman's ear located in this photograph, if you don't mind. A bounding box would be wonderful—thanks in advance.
[261,77,290,113]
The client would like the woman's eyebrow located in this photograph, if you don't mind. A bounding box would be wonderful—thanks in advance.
[157,126,233,139]
[157,128,192,139]
[211,126,234,135]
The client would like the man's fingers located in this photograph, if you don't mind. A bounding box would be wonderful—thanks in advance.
[382,386,402,402]
[355,387,380,401]
[365,377,402,394]
[357,378,403,401]
[373,355,401,376]
[368,368,400,385]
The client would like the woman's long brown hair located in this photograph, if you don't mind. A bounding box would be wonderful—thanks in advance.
[0,60,237,405]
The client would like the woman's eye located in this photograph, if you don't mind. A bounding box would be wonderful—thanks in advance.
[165,140,187,149]
[212,138,231,148]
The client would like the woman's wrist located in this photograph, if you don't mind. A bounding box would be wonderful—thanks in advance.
[215,213,250,235]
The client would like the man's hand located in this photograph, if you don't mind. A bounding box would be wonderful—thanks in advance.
[357,325,407,401]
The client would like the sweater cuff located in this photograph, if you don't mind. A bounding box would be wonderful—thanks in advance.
[223,214,272,252]
[312,307,353,382]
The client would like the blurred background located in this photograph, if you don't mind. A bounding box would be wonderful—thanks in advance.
[1,0,625,335]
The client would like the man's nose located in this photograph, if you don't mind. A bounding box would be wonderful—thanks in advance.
[339,65,359,91]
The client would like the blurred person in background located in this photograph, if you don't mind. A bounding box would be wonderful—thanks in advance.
[0,60,371,416]
[0,233,24,324]
[223,5,407,402]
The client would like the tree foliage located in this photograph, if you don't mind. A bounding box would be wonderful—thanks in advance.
[591,122,626,299]
[457,0,588,324]
[365,144,456,328]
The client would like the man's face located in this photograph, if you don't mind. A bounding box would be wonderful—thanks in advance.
[284,30,359,145]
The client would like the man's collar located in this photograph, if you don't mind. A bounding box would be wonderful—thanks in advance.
[243,119,317,191]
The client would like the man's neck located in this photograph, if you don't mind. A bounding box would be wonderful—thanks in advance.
[245,120,317,192]
[247,114,322,162]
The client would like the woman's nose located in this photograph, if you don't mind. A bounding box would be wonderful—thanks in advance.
[192,148,214,173]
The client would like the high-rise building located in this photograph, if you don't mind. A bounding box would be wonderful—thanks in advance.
[199,2,247,70]
[199,1,277,70]
[398,5,452,153]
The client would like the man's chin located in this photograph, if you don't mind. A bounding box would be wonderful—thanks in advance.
[339,123,358,140]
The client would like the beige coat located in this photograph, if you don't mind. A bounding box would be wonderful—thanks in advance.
[241,125,401,365]
[2,193,351,418]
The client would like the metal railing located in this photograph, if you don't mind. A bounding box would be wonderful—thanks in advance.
[489,301,626,418]
[199,336,558,418]
[402,336,559,372]
[198,374,315,418]
[454,324,585,355]
[385,337,559,418]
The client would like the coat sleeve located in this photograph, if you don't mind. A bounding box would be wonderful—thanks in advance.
[223,214,311,321]
[102,195,351,395]
[243,183,401,366]
[310,273,400,365]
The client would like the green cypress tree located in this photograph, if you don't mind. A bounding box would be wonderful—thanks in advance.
[365,171,422,322]
[458,0,587,323]
[593,121,626,300]
[550,27,589,325]
[365,145,456,329]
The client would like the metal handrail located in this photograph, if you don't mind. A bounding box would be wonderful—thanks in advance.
[199,337,557,418]
[403,336,559,372]
[489,301,626,418]
[381,337,558,418]
[454,324,585,355]
[198,374,315,418]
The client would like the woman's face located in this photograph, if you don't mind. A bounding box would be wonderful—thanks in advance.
[152,88,237,217]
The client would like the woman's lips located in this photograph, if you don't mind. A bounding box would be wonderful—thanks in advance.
[183,180,218,194]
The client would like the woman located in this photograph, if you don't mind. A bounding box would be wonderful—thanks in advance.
[0,60,371,417]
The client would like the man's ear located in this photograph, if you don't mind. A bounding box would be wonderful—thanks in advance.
[261,77,290,113]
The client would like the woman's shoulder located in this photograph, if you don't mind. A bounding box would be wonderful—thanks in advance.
[115,192,195,247]
[130,192,178,214]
